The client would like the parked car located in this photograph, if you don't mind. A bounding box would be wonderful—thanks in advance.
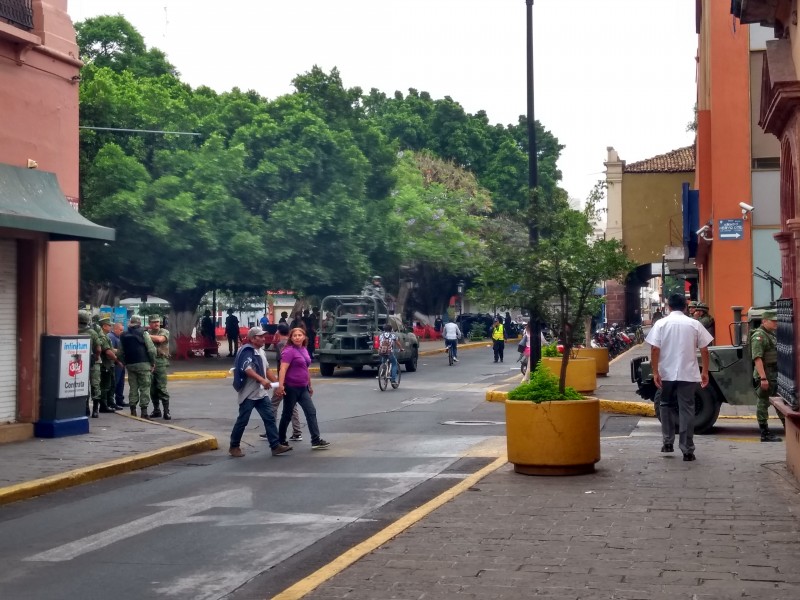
[317,295,419,376]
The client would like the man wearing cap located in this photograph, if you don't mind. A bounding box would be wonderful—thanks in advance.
[491,317,505,363]
[98,317,123,414]
[229,326,292,457]
[751,309,786,442]
[645,293,714,462]
[78,310,102,417]
[694,302,715,338]
[119,316,157,419]
[148,316,172,420]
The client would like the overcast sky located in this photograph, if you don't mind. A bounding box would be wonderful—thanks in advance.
[67,0,698,203]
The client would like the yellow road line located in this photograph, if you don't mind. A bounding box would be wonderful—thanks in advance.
[270,455,508,600]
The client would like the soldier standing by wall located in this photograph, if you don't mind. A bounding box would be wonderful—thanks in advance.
[78,310,102,418]
[147,315,172,420]
[119,315,157,419]
[694,302,715,338]
[98,317,122,413]
[750,309,786,442]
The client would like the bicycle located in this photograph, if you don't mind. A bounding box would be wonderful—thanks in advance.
[378,354,401,390]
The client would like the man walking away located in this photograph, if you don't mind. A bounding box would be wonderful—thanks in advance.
[751,309,786,442]
[119,315,157,419]
[148,316,172,420]
[229,327,292,457]
[225,309,240,357]
[645,294,713,461]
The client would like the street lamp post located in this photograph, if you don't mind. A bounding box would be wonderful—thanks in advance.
[526,0,543,369]
[457,280,465,316]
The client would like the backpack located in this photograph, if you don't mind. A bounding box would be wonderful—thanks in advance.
[232,345,256,392]
[379,333,393,355]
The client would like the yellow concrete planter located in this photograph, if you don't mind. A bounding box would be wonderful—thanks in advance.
[541,357,597,393]
[505,398,600,476]
[575,347,609,376]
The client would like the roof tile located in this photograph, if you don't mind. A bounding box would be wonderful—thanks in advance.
[624,145,695,173]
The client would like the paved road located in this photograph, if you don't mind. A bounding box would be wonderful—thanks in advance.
[0,346,567,600]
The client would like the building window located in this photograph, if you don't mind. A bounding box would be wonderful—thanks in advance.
[0,0,33,31]
[752,157,780,170]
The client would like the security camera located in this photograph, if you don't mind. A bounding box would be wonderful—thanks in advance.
[739,202,754,212]
[696,224,710,236]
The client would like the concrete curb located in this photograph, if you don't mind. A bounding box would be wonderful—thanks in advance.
[0,418,218,507]
[166,339,500,380]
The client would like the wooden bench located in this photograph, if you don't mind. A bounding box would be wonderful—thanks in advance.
[174,334,220,360]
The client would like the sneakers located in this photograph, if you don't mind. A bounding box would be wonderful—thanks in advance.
[311,439,331,450]
[229,447,245,458]
[682,453,696,462]
[289,433,303,442]
[660,443,674,453]
[271,444,293,456]
[453,357,459,362]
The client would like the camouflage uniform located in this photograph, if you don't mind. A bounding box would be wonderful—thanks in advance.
[695,303,715,338]
[97,317,120,413]
[148,316,172,420]
[119,317,157,418]
[78,311,103,418]
[750,309,785,441]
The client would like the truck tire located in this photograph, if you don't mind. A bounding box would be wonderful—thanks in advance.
[654,387,720,434]
[694,387,721,434]
[319,362,335,377]
[404,348,418,372]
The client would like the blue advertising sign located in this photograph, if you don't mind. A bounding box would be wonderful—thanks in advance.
[718,219,744,240]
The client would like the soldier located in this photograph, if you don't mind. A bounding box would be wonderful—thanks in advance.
[119,315,157,419]
[78,310,102,418]
[694,302,715,338]
[687,300,698,318]
[361,275,386,302]
[98,317,122,413]
[750,309,786,442]
[147,315,172,420]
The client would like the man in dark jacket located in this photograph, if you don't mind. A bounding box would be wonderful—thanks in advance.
[119,316,156,419]
[225,309,240,357]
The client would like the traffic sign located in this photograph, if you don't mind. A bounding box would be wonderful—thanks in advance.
[718,219,744,240]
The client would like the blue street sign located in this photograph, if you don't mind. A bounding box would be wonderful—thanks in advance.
[718,219,744,240]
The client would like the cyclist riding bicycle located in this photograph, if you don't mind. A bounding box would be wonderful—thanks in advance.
[442,321,462,362]
[378,324,404,383]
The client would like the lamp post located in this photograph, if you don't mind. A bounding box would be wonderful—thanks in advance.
[457,280,465,316]
[526,0,543,369]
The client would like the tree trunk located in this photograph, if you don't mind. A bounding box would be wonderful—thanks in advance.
[395,278,413,317]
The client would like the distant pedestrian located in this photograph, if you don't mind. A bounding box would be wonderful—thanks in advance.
[229,327,292,458]
[98,317,122,413]
[119,315,157,419]
[434,316,443,333]
[750,309,786,442]
[148,315,172,420]
[200,309,216,356]
[225,309,240,357]
[260,312,270,329]
[279,311,289,325]
[442,320,461,362]
[276,328,330,450]
[645,293,713,462]
[303,309,317,360]
[491,317,505,363]
[652,309,663,324]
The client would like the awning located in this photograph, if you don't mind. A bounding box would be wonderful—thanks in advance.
[0,163,115,241]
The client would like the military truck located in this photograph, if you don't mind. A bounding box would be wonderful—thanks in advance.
[316,295,419,376]
[631,306,769,433]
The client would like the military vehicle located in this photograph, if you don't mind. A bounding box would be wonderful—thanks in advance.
[631,306,769,433]
[317,295,419,376]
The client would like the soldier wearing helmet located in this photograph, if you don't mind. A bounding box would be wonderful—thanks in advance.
[694,302,715,338]
[687,300,698,318]
[361,274,386,302]
[750,309,786,442]
[78,310,103,418]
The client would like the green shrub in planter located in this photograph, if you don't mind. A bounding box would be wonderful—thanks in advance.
[541,341,561,357]
[507,361,582,403]
[469,322,487,340]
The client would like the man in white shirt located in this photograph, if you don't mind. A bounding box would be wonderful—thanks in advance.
[442,321,462,362]
[645,294,714,462]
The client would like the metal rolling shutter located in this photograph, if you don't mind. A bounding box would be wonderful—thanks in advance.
[0,239,17,422]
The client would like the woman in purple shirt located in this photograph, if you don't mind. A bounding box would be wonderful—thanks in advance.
[276,328,331,450]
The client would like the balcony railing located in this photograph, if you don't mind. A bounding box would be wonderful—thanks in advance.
[0,0,33,30]
[776,298,799,411]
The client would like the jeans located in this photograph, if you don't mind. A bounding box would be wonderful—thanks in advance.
[445,338,458,359]
[279,385,322,445]
[114,364,125,403]
[493,339,505,362]
[230,397,280,449]
[383,351,399,381]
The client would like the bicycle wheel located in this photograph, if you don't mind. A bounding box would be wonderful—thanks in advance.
[378,360,389,391]
[391,368,401,389]
[448,345,454,366]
